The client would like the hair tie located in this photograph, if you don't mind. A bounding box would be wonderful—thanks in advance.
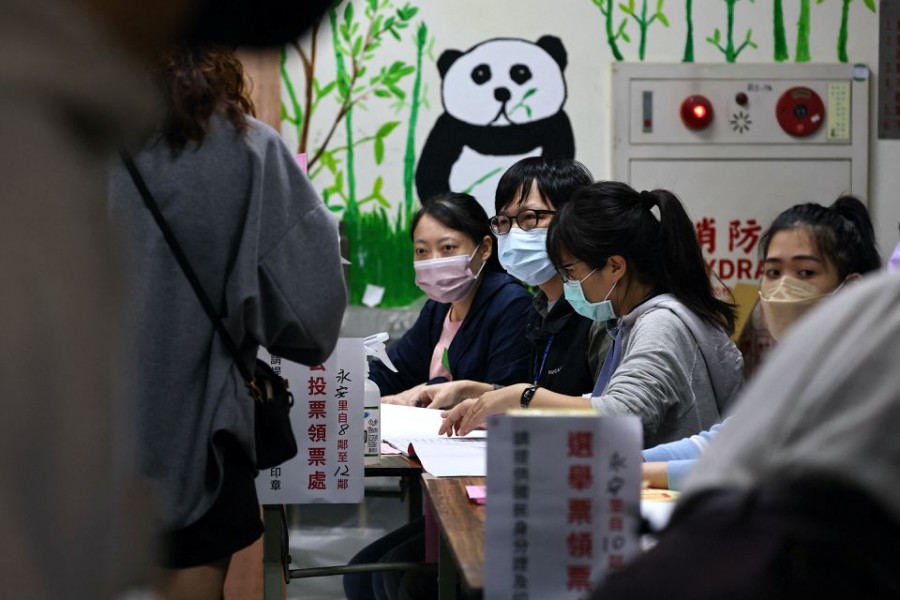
[639,190,656,210]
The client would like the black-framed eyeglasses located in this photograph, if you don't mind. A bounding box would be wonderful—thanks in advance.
[489,209,556,235]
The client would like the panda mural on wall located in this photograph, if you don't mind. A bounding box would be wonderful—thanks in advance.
[415,35,575,214]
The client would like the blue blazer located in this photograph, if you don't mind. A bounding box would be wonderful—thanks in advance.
[371,272,533,396]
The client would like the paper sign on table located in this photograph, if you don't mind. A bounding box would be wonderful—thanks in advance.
[255,338,366,504]
[485,412,642,599]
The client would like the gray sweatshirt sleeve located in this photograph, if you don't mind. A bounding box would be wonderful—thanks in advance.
[242,124,347,366]
[590,309,699,443]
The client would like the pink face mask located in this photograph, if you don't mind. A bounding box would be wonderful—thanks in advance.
[414,247,484,303]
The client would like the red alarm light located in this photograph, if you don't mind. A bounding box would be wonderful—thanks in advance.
[681,95,714,130]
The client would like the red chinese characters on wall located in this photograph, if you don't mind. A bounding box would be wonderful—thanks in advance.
[695,217,766,297]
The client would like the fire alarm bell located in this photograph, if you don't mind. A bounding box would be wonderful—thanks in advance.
[680,95,714,130]
[776,86,825,137]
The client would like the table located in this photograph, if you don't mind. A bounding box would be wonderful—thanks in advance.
[422,475,486,599]
[421,476,678,599]
[262,453,424,599]
[365,453,425,521]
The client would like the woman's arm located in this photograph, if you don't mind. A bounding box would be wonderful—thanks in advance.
[250,127,345,366]
[439,384,592,436]
[591,310,697,442]
[642,422,724,462]
[480,292,533,385]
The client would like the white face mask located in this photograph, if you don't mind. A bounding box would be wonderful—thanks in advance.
[497,228,557,286]
[759,276,826,341]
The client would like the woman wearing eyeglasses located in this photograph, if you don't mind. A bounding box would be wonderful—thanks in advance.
[440,181,744,448]
[372,192,532,405]
[414,157,606,410]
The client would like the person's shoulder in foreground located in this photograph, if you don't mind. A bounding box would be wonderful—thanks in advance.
[682,270,900,514]
[593,271,900,599]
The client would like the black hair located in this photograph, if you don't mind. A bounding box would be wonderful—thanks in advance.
[494,157,594,214]
[759,195,881,280]
[547,181,737,334]
[411,192,502,272]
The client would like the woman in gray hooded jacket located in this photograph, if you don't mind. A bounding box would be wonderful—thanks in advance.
[440,181,742,448]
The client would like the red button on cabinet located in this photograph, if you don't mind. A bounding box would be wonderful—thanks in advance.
[776,86,825,137]
[680,95,714,130]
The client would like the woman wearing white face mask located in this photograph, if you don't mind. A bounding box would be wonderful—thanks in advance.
[593,201,889,600]
[440,182,743,449]
[758,195,881,341]
[373,192,532,405]
[641,195,881,491]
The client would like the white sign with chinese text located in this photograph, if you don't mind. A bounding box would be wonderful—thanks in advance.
[255,338,366,504]
[485,413,642,599]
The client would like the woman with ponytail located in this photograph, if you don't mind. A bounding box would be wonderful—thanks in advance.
[440,181,743,448]
[594,198,893,599]
[757,195,881,340]
[641,194,881,491]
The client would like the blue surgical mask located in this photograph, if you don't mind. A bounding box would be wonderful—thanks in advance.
[563,269,618,322]
[497,228,557,286]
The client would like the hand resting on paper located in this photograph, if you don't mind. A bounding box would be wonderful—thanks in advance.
[415,379,494,409]
[381,383,427,406]
[438,384,526,436]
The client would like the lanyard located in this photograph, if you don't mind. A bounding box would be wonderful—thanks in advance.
[534,334,554,385]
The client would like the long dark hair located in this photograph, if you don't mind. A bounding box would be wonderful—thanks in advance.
[759,195,881,280]
[157,43,256,152]
[411,193,501,272]
[547,181,736,334]
[494,157,593,213]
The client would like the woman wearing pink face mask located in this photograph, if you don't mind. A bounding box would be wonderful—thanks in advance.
[374,192,532,404]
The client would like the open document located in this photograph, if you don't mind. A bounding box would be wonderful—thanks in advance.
[381,404,487,477]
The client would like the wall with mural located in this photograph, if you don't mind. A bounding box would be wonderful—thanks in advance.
[278,0,882,308]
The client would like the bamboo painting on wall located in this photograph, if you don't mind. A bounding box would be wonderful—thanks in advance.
[280,0,878,308]
[282,0,430,307]
[593,0,875,63]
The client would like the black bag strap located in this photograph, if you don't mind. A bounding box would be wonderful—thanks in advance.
[120,151,263,399]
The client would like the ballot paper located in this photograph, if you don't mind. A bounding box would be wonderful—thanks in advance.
[381,404,487,476]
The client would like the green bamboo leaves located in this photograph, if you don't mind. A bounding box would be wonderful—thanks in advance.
[593,0,669,61]
[594,0,629,61]
[836,0,877,63]
[707,0,757,63]
[281,0,429,306]
[593,0,875,64]
[796,0,876,63]
[402,22,430,227]
[620,0,670,61]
